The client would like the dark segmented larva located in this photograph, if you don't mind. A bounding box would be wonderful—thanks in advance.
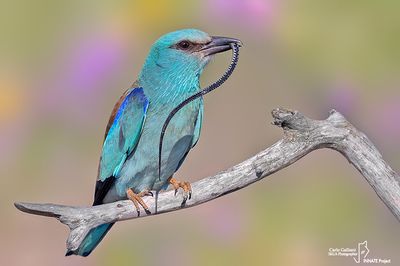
[158,43,240,180]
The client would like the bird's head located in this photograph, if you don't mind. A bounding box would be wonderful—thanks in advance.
[139,29,241,91]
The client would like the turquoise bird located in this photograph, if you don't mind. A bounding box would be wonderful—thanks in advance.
[66,29,241,257]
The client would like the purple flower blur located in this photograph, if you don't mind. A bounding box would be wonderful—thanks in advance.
[375,97,400,138]
[66,33,124,93]
[206,0,278,32]
[39,31,127,125]
[202,204,246,243]
[326,81,359,116]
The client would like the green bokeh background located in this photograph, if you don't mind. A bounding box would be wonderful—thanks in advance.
[1,1,399,265]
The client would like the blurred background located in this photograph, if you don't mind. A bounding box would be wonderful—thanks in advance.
[1,0,399,265]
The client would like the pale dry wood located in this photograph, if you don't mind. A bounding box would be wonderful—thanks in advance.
[15,108,400,253]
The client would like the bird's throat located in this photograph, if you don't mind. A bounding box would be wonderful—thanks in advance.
[139,73,200,106]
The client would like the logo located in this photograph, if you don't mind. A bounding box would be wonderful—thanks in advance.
[354,241,369,263]
[328,241,391,264]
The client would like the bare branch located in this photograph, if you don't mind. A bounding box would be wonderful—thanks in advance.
[15,108,400,253]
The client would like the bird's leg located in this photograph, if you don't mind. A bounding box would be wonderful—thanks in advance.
[126,188,153,216]
[169,177,192,201]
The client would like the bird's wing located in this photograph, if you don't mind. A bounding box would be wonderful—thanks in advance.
[191,98,203,148]
[172,99,204,174]
[93,87,149,205]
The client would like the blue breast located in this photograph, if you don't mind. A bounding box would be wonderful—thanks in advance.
[103,95,202,202]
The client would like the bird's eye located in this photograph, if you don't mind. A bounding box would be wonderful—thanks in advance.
[177,41,191,50]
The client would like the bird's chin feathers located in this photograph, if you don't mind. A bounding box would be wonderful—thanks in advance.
[197,53,214,68]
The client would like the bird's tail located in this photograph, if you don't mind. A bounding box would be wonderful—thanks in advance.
[65,222,114,257]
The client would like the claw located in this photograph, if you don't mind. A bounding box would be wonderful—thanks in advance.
[127,188,152,216]
[169,178,192,205]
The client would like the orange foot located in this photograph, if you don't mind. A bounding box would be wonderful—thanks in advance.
[126,189,153,216]
[169,177,192,202]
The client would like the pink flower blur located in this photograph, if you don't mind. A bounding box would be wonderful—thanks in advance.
[206,0,278,31]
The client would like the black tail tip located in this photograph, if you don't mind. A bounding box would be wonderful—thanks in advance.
[65,250,74,256]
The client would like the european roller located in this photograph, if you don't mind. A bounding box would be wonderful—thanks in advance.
[66,29,241,257]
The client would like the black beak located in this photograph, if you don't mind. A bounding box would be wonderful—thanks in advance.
[200,36,242,56]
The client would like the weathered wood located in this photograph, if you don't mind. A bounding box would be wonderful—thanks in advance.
[14,108,400,253]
